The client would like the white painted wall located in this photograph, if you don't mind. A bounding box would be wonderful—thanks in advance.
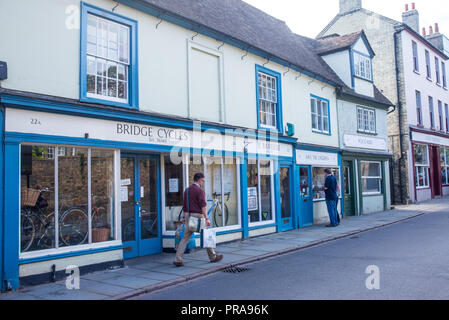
[354,77,374,97]
[353,38,371,56]
[401,30,449,129]
[321,51,352,88]
[0,0,340,148]
[362,195,384,214]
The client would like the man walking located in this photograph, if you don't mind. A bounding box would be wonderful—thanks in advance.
[174,173,223,267]
[324,169,339,228]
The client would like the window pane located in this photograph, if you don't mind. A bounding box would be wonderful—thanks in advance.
[259,160,272,221]
[414,144,428,165]
[58,148,89,248]
[20,145,56,253]
[223,158,239,227]
[108,23,119,61]
[247,161,259,223]
[119,26,129,64]
[91,149,115,243]
[362,178,381,193]
[121,157,135,241]
[205,157,223,228]
[164,156,184,232]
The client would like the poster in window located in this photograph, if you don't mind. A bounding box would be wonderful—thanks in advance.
[247,187,258,211]
[169,178,179,193]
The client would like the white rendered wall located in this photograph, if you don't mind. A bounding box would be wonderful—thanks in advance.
[0,0,340,148]
[321,51,352,88]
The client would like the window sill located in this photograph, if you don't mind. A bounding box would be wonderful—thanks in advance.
[426,77,433,82]
[416,186,430,190]
[357,130,378,136]
[413,70,420,75]
[362,192,382,197]
[312,129,331,136]
[417,124,425,128]
[436,83,442,87]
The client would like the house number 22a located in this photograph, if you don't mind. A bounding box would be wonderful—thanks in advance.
[31,118,41,125]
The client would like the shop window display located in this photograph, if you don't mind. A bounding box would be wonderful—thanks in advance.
[247,159,274,224]
[312,167,340,200]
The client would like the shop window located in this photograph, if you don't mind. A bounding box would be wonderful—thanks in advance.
[312,167,340,201]
[81,2,137,109]
[247,159,274,224]
[20,144,117,255]
[163,155,240,232]
[440,148,449,185]
[360,161,382,194]
[414,144,429,188]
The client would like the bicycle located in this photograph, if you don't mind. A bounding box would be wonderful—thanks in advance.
[20,188,107,252]
[176,192,229,228]
[122,209,158,241]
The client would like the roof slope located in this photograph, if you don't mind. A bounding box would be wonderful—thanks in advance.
[315,31,363,55]
[138,0,390,105]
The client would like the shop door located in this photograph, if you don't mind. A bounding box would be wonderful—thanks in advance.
[431,146,441,197]
[121,155,161,259]
[343,161,356,217]
[298,166,313,227]
[279,166,293,232]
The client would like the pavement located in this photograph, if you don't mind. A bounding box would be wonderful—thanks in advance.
[1,197,447,300]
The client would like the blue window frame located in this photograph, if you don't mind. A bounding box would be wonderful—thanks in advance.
[80,2,138,109]
[435,57,441,85]
[255,65,283,133]
[352,51,373,82]
[310,94,331,135]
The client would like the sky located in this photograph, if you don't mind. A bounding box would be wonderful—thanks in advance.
[242,0,449,38]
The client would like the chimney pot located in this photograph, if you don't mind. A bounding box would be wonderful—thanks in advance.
[422,27,426,36]
[405,4,409,11]
[412,2,415,10]
[435,23,440,33]
[429,25,434,35]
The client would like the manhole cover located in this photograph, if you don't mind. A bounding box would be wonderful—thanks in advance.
[223,267,250,273]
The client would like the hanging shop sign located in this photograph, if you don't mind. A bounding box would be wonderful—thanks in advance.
[343,134,387,151]
[6,108,293,158]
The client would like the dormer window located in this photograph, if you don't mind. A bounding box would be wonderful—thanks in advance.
[353,52,372,81]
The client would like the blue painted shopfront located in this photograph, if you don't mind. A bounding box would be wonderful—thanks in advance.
[0,94,301,290]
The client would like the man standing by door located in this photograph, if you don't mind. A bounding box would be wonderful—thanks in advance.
[174,173,223,267]
[324,169,339,228]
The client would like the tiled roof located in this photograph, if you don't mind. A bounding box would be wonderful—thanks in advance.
[139,0,391,105]
[315,31,364,55]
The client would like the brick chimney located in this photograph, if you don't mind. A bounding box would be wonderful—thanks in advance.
[339,0,362,14]
[402,3,420,33]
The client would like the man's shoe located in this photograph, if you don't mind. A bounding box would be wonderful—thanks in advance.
[210,254,223,263]
[326,224,337,228]
[173,261,184,267]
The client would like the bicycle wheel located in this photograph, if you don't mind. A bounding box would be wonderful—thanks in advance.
[20,209,35,252]
[223,204,229,226]
[213,204,223,228]
[122,218,135,242]
[36,213,56,249]
[59,207,88,246]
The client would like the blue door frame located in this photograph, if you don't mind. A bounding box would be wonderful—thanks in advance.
[279,164,294,232]
[121,154,162,259]
[298,165,314,227]
[0,107,4,291]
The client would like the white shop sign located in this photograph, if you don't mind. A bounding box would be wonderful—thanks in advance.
[411,131,449,147]
[343,134,387,151]
[6,109,293,158]
[296,150,338,167]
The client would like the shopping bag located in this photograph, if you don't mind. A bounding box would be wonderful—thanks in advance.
[201,228,216,249]
[175,224,196,252]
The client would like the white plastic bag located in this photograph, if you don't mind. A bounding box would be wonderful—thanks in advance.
[201,228,216,249]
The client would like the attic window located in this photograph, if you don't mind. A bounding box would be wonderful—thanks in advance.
[353,52,372,81]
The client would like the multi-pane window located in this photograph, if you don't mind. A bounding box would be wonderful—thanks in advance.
[446,103,449,132]
[360,161,382,194]
[425,50,432,79]
[416,91,423,125]
[357,106,376,134]
[86,13,130,103]
[258,72,278,129]
[442,62,447,88]
[429,96,435,129]
[353,52,372,81]
[440,148,449,185]
[435,57,441,85]
[412,41,419,72]
[414,144,429,188]
[438,100,444,131]
[311,96,330,134]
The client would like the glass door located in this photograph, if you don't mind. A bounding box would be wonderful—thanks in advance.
[121,155,161,259]
[280,166,293,232]
[343,161,355,217]
[299,166,313,227]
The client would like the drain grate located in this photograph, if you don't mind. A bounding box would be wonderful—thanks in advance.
[223,267,250,273]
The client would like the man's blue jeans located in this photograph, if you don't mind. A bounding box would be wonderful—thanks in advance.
[326,200,339,226]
